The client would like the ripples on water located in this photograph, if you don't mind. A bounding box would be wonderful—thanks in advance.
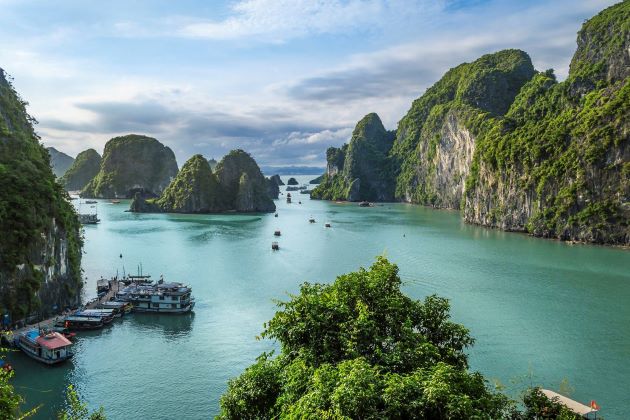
[8,176,630,419]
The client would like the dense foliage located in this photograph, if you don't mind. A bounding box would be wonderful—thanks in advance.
[312,114,395,201]
[82,134,178,198]
[0,69,82,320]
[59,149,102,191]
[313,1,629,244]
[131,149,275,213]
[218,257,516,419]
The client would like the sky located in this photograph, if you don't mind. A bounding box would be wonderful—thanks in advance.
[0,0,619,168]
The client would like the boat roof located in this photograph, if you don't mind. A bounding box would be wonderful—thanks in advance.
[65,315,102,322]
[36,332,71,349]
[98,301,126,307]
[541,389,597,415]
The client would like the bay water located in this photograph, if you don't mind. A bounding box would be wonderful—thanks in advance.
[9,176,630,419]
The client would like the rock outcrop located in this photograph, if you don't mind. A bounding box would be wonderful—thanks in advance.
[82,134,178,198]
[309,174,324,184]
[287,177,299,185]
[0,69,82,321]
[312,113,395,201]
[266,175,281,199]
[47,147,74,177]
[59,148,102,191]
[312,2,629,245]
[131,150,275,214]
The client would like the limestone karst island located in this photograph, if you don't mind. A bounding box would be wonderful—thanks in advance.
[0,1,628,419]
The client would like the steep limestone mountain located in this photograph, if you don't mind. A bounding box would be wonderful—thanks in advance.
[269,174,284,186]
[287,177,299,185]
[208,158,218,171]
[312,113,395,201]
[82,134,178,198]
[215,149,276,212]
[153,154,225,213]
[266,175,281,199]
[313,2,629,245]
[46,146,74,177]
[0,69,82,321]
[131,149,275,213]
[59,148,101,191]
[460,2,629,244]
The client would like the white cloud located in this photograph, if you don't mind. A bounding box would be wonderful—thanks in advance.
[178,0,443,41]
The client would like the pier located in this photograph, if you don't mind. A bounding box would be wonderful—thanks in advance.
[86,279,120,309]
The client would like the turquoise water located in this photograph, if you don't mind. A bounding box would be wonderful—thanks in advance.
[9,176,630,419]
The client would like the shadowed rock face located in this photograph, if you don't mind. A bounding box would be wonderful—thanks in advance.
[266,175,282,199]
[47,147,74,177]
[312,113,395,202]
[59,148,101,191]
[81,134,178,199]
[130,150,275,214]
[0,68,82,320]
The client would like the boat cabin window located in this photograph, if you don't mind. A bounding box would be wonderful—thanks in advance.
[159,295,164,300]
[152,303,159,308]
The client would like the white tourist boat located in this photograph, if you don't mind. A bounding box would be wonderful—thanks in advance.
[116,277,195,313]
[17,329,73,365]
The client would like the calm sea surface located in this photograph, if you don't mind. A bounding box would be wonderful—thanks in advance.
[9,175,630,419]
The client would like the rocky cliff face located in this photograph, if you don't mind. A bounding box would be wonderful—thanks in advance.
[266,175,281,199]
[0,69,82,321]
[82,134,178,198]
[47,147,74,177]
[312,2,629,245]
[215,149,276,212]
[59,148,101,191]
[312,113,395,201]
[131,150,275,214]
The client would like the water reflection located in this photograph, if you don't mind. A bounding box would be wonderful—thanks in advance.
[129,312,195,340]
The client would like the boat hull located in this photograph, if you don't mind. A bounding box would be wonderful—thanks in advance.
[16,341,73,365]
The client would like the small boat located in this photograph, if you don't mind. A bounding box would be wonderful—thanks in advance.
[271,241,279,250]
[97,278,110,294]
[110,200,121,204]
[75,309,115,323]
[274,230,281,237]
[274,213,278,218]
[298,201,302,204]
[286,193,292,204]
[325,222,331,228]
[309,217,316,223]
[97,301,133,315]
[61,316,105,330]
[358,201,373,207]
[85,200,97,204]
[16,330,73,365]
[79,214,100,224]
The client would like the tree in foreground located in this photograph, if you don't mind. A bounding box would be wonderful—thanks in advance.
[217,257,516,419]
[57,385,106,420]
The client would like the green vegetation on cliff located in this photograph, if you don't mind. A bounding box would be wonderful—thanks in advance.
[312,113,395,201]
[59,148,101,191]
[82,134,178,199]
[0,69,82,320]
[154,154,225,213]
[131,149,275,214]
[313,1,629,245]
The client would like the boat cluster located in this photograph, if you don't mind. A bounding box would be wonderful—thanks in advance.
[7,274,195,366]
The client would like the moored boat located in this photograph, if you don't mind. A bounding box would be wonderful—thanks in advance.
[116,278,195,314]
[16,330,73,365]
[60,315,105,330]
[97,300,133,315]
[75,309,115,323]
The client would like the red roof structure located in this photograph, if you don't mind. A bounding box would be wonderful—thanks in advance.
[36,332,72,349]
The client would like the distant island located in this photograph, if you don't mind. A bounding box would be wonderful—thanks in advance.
[130,150,276,214]
[312,3,629,246]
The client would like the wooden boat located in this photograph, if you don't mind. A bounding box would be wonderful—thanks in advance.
[325,222,331,228]
[16,330,73,365]
[75,309,115,323]
[309,217,316,223]
[61,315,105,330]
[271,241,279,250]
[110,199,121,204]
[85,200,97,204]
[274,230,281,237]
[98,301,133,315]
[274,213,278,217]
